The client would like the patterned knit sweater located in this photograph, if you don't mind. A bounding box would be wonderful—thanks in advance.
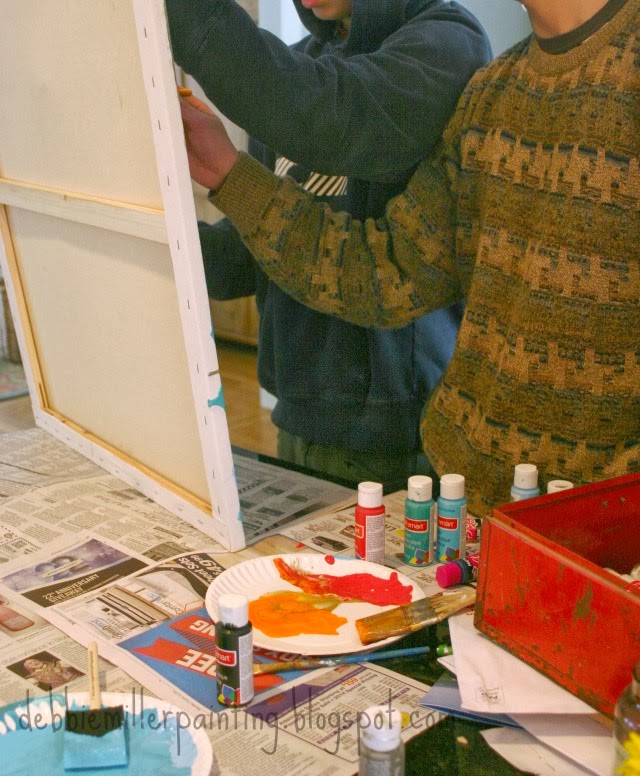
[214,0,640,517]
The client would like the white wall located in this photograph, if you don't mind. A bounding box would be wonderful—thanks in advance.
[259,0,305,44]
[260,0,531,54]
[458,0,531,55]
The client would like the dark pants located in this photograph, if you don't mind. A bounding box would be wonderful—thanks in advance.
[277,429,434,492]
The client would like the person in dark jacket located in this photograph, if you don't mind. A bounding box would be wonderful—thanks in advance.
[166,0,491,490]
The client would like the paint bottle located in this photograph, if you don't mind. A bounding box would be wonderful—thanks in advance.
[214,593,254,707]
[547,479,574,494]
[612,660,640,774]
[355,481,385,565]
[358,704,404,776]
[403,475,435,566]
[510,463,540,501]
[436,551,480,588]
[436,474,467,563]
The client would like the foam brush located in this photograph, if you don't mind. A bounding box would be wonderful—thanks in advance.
[63,641,128,771]
[356,586,476,645]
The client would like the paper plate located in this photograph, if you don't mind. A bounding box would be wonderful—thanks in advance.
[0,692,213,775]
[205,554,423,655]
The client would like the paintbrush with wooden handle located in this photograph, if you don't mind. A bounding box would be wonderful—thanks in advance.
[254,645,431,674]
[356,586,476,645]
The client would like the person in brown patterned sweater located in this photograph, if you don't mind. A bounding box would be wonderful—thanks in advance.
[178,0,640,518]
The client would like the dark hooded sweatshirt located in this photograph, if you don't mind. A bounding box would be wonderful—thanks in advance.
[166,0,491,454]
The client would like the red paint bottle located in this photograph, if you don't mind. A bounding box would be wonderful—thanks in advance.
[354,481,385,565]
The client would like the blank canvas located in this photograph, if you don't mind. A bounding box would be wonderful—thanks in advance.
[0,0,244,549]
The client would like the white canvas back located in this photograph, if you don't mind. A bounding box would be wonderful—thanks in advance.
[0,0,244,550]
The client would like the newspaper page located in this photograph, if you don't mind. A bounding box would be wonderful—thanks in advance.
[205,663,442,776]
[0,430,445,774]
[0,595,137,706]
[0,533,236,713]
[232,454,354,540]
[0,532,438,776]
[0,429,354,547]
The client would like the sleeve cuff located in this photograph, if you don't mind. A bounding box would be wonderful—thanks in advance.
[209,152,282,238]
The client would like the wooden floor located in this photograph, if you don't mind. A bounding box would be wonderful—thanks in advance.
[0,342,279,457]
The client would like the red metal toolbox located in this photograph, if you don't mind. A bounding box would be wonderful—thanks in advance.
[475,473,640,716]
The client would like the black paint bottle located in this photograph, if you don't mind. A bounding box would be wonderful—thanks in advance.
[214,593,254,707]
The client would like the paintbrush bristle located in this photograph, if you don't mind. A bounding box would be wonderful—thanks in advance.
[429,588,476,615]
[356,586,476,645]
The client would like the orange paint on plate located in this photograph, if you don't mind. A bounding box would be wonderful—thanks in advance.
[249,591,348,638]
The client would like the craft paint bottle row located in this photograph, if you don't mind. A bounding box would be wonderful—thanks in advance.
[512,464,574,500]
[354,474,468,568]
[358,467,575,573]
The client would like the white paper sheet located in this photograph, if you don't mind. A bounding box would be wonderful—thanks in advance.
[448,610,594,714]
[481,727,599,776]
[512,714,613,776]
[435,633,612,774]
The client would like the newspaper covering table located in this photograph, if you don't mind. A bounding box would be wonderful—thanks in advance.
[0,429,443,775]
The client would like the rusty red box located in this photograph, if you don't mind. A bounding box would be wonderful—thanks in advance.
[475,473,640,716]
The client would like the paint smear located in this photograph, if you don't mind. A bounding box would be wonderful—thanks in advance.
[249,591,347,637]
[273,557,412,606]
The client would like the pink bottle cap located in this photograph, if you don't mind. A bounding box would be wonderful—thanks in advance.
[436,561,463,588]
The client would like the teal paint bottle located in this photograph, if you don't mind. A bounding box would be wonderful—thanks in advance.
[403,475,435,566]
[436,474,467,563]
[510,463,540,501]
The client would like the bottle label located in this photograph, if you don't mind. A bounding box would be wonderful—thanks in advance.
[355,507,386,565]
[358,752,404,776]
[215,647,237,667]
[359,750,405,776]
[403,503,434,566]
[436,502,467,563]
[405,518,428,532]
[215,629,254,706]
[511,486,540,502]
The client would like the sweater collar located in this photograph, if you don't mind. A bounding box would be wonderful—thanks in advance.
[537,0,629,54]
[526,0,636,75]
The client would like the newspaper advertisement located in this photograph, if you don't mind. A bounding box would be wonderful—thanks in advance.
[0,590,137,707]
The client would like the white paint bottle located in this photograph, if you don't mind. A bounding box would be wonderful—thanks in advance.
[510,463,540,501]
